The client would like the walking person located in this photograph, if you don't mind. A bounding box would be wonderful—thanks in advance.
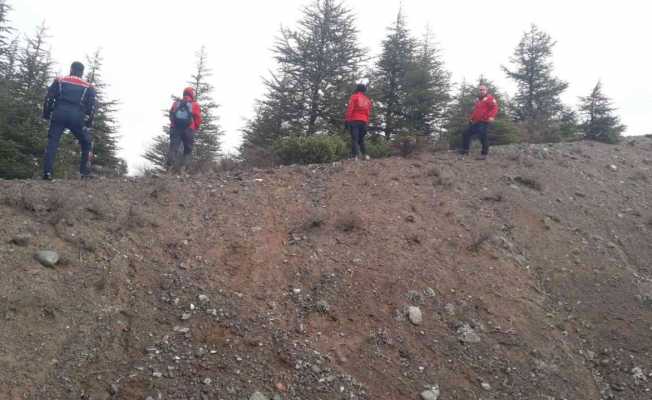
[345,82,372,160]
[168,87,202,172]
[42,61,96,180]
[460,84,499,160]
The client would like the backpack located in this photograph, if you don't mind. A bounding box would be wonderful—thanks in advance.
[172,100,193,129]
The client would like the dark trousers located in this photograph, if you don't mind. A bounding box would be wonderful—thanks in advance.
[462,122,489,155]
[167,127,194,169]
[44,109,91,176]
[348,121,367,157]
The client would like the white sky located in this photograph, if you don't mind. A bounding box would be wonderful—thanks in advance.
[11,0,652,173]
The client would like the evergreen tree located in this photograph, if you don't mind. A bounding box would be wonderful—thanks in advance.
[84,49,127,176]
[404,29,451,138]
[578,81,625,144]
[272,0,364,135]
[0,0,13,75]
[0,23,53,178]
[444,77,519,149]
[372,9,415,138]
[144,46,223,172]
[142,127,169,172]
[188,46,222,166]
[503,24,568,141]
[240,74,296,166]
[240,0,364,165]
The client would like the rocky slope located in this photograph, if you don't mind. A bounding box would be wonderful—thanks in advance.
[1,137,651,400]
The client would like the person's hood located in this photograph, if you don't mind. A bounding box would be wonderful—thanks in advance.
[183,87,195,101]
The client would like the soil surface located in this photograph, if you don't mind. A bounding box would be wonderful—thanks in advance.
[1,138,651,400]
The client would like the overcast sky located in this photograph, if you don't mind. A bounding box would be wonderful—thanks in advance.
[10,0,652,172]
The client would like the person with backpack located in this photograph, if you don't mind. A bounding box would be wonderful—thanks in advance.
[42,61,97,180]
[459,84,499,160]
[345,82,373,160]
[168,87,202,171]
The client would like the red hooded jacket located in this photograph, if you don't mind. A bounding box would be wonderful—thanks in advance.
[470,94,499,123]
[170,87,202,131]
[345,92,372,124]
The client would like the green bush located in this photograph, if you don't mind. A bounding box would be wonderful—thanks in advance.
[273,135,348,165]
[366,136,392,159]
[448,118,521,149]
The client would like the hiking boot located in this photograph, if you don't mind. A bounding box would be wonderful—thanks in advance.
[43,173,53,181]
[80,174,95,180]
[476,154,488,161]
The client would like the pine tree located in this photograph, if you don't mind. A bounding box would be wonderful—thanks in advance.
[373,9,416,138]
[84,49,127,176]
[444,77,519,149]
[188,46,222,167]
[273,0,364,135]
[144,46,222,172]
[1,23,53,178]
[404,29,451,138]
[578,81,625,144]
[240,0,364,165]
[0,0,13,75]
[240,73,301,165]
[503,24,568,141]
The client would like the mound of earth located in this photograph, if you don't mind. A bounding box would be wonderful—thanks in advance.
[1,137,651,400]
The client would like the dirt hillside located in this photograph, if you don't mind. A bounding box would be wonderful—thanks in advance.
[1,138,651,400]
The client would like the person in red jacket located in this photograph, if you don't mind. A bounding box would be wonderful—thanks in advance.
[345,83,373,160]
[460,85,499,159]
[167,87,202,171]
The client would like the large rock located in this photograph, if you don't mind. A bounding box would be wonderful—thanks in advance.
[35,250,59,268]
[408,306,423,325]
[420,385,440,400]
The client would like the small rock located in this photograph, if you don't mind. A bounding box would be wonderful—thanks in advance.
[203,378,212,385]
[198,294,210,303]
[420,385,440,400]
[423,287,436,298]
[250,391,270,400]
[481,382,491,391]
[407,290,424,304]
[11,234,32,247]
[316,300,330,313]
[632,367,647,384]
[152,372,163,378]
[608,164,618,171]
[181,313,192,321]
[272,395,283,400]
[35,250,59,268]
[408,306,423,325]
[444,303,456,316]
[457,323,481,344]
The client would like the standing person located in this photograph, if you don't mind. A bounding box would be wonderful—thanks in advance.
[42,61,96,180]
[345,83,372,160]
[168,87,202,172]
[460,84,499,160]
